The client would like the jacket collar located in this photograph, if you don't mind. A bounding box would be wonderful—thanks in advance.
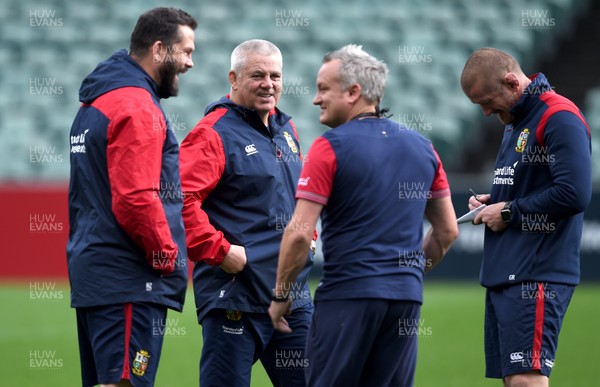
[205,95,292,135]
[509,72,553,124]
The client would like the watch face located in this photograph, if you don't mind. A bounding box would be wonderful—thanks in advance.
[501,209,511,222]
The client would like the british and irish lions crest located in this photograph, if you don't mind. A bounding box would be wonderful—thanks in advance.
[132,349,150,376]
[515,128,529,153]
[283,131,298,154]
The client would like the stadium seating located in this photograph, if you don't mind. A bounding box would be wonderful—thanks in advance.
[0,0,596,179]
[583,87,600,179]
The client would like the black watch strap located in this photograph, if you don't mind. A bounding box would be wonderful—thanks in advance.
[501,201,513,223]
[271,289,290,302]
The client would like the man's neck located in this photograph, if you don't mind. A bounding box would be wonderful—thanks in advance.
[131,52,160,85]
[229,93,270,127]
[346,103,379,122]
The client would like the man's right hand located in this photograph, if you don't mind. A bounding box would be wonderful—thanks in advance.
[219,244,247,274]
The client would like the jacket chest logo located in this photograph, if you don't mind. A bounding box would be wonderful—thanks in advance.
[245,144,258,156]
[283,131,298,153]
[515,128,529,153]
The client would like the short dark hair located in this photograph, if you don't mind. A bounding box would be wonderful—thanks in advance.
[130,7,197,56]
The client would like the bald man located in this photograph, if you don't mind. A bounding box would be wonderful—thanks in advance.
[461,48,591,386]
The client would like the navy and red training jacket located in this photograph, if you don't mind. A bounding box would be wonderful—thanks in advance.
[483,73,592,288]
[67,49,188,310]
[180,97,313,322]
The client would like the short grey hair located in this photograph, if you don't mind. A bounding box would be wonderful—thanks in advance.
[323,44,388,104]
[230,39,282,74]
[461,47,522,93]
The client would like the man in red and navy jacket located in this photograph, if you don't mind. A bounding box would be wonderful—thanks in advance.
[67,8,196,387]
[180,39,314,387]
[462,48,592,386]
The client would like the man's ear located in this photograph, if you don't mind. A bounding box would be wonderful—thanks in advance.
[504,73,520,91]
[228,70,238,90]
[151,41,166,64]
[347,83,362,103]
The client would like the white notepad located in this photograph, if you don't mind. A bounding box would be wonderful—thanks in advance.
[456,204,486,224]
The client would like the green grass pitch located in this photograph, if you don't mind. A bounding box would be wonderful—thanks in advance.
[0,281,596,386]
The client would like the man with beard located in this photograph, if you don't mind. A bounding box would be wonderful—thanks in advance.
[461,48,592,386]
[67,7,196,387]
[179,39,314,386]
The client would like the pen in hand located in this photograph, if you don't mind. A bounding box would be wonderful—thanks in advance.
[469,188,482,203]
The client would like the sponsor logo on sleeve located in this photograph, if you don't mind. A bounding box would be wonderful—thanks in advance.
[298,177,310,187]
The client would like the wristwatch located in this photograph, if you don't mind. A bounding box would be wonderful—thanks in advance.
[271,289,290,303]
[501,201,513,223]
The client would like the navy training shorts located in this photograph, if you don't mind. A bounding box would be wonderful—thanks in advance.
[76,302,168,386]
[306,298,420,387]
[484,281,575,379]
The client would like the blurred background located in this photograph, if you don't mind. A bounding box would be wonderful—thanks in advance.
[1,0,598,281]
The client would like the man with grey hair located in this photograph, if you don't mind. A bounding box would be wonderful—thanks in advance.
[180,39,314,386]
[269,44,458,386]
